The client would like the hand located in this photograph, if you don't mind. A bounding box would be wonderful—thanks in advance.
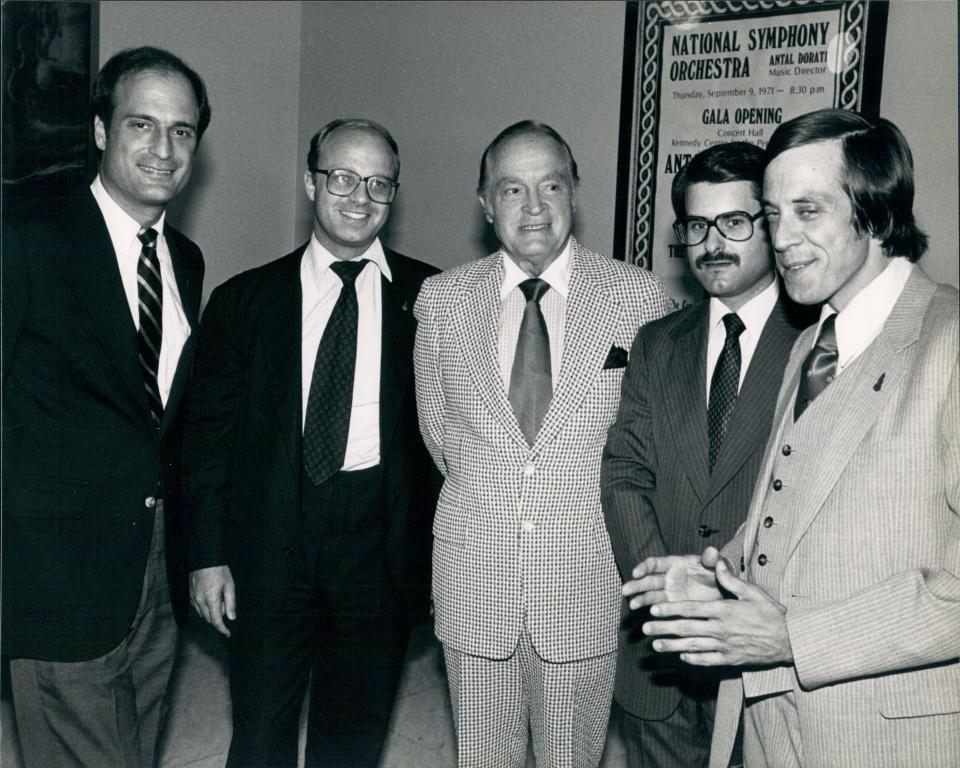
[621,548,724,610]
[189,565,236,637]
[642,557,793,667]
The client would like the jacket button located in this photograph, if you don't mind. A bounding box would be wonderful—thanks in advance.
[772,479,783,491]
[782,444,792,456]
[698,524,714,537]
[739,556,745,573]
[763,516,774,528]
[521,520,535,533]
[284,546,295,555]
[144,496,156,509]
[757,554,768,566]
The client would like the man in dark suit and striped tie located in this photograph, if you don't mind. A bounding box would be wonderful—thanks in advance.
[602,142,813,768]
[2,46,209,767]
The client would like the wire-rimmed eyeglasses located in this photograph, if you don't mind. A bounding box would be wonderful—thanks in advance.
[314,168,399,204]
[673,210,764,246]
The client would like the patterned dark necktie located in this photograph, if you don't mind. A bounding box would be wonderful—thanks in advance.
[707,312,745,472]
[137,227,163,427]
[509,278,552,446]
[302,259,367,486]
[794,313,838,421]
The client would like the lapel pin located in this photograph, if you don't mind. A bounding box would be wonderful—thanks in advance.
[401,301,409,312]
[873,373,885,392]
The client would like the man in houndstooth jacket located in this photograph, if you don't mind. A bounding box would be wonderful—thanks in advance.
[414,121,673,767]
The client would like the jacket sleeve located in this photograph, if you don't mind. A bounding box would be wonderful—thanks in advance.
[413,277,447,476]
[181,282,247,571]
[601,325,670,581]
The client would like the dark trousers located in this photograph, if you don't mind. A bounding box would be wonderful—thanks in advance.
[226,466,409,768]
[9,504,177,768]
[619,695,743,768]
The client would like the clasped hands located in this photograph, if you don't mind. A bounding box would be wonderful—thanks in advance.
[621,547,793,667]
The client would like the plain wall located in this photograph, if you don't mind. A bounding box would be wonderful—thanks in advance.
[98,1,958,292]
[295,0,627,267]
[99,0,303,296]
[881,0,959,288]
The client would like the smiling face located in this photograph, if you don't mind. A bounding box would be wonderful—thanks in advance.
[763,140,887,310]
[94,69,200,226]
[479,133,575,276]
[304,126,396,261]
[684,180,774,311]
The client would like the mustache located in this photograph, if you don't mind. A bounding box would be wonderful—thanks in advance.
[695,252,740,269]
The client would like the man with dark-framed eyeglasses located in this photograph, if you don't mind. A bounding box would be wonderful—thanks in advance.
[182,118,439,767]
[601,141,814,768]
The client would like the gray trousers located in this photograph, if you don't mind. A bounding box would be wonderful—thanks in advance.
[10,504,178,768]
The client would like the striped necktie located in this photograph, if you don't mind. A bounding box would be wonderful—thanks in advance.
[137,227,164,427]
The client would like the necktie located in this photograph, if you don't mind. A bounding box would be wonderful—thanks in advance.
[707,313,745,472]
[794,313,838,421]
[137,227,163,427]
[302,259,367,485]
[509,278,552,446]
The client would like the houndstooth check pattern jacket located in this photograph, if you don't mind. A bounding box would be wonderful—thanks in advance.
[414,238,673,663]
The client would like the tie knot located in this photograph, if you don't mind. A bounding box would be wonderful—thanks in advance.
[330,259,368,286]
[137,227,158,248]
[815,313,838,352]
[722,313,745,339]
[519,278,550,304]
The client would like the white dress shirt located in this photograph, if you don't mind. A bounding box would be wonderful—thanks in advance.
[816,256,913,374]
[300,234,392,471]
[498,239,572,391]
[90,175,191,406]
[706,276,779,399]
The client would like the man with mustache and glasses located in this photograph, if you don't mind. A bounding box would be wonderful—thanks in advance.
[2,47,209,767]
[183,119,439,767]
[602,142,813,768]
[623,110,959,768]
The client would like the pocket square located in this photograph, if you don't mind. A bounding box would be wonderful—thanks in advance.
[603,345,628,369]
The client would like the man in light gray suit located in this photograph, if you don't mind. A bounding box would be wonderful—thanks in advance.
[622,108,959,768]
[414,121,672,767]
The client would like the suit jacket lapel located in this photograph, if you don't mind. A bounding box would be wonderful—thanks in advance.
[707,300,795,502]
[159,231,203,434]
[379,251,416,454]
[451,253,527,447]
[261,249,305,472]
[534,242,620,450]
[60,191,152,427]
[666,304,710,502]
[782,270,935,556]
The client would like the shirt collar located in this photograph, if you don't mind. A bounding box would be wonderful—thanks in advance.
[708,275,779,336]
[90,175,166,253]
[821,256,913,369]
[303,233,392,285]
[500,237,572,300]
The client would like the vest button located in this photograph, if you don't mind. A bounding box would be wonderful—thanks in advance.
[772,479,783,491]
[757,554,768,566]
[782,444,792,456]
[763,516,774,528]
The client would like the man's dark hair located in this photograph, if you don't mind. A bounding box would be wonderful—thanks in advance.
[477,120,579,195]
[671,141,764,219]
[306,118,400,178]
[92,46,211,141]
[764,108,927,261]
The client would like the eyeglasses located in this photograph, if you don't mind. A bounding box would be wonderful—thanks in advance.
[314,168,398,204]
[673,210,764,246]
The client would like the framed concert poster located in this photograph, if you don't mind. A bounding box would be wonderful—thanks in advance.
[613,0,888,304]
[2,0,99,211]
